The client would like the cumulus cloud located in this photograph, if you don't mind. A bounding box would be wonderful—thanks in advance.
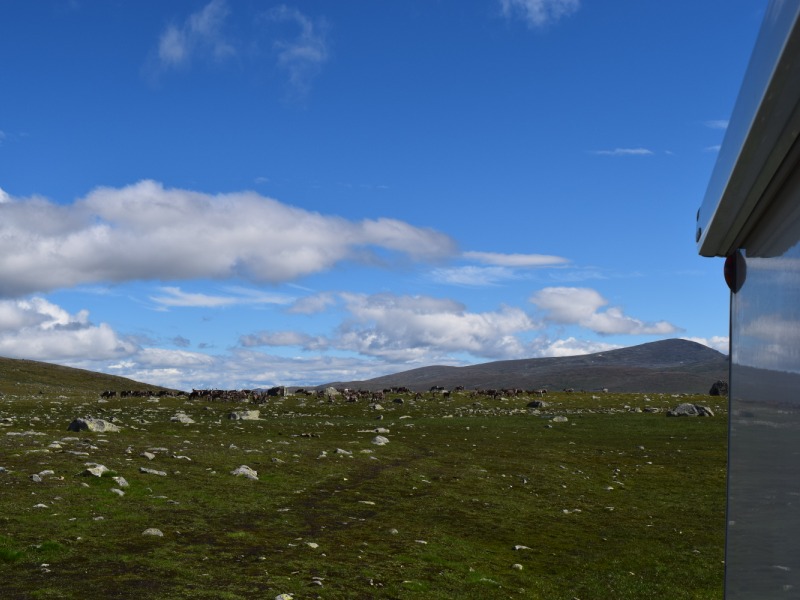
[287,292,338,315]
[529,286,679,335]
[336,292,538,361]
[240,330,328,350]
[0,298,137,361]
[532,336,620,357]
[0,181,456,297]
[500,0,580,28]
[241,291,544,362]
[156,0,234,69]
[265,5,329,97]
[591,148,654,156]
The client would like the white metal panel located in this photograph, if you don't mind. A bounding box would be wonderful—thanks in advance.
[697,1,800,258]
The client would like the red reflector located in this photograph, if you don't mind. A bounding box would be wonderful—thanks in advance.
[724,250,746,293]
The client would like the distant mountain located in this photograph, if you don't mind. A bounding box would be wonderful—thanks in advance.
[320,339,729,394]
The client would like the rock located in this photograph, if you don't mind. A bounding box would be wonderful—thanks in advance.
[112,476,129,488]
[67,417,120,433]
[275,594,294,600]
[230,465,258,480]
[111,488,125,497]
[512,563,524,570]
[527,400,548,408]
[142,528,164,537]
[552,416,568,423]
[141,452,156,461]
[228,410,260,421]
[696,404,715,417]
[709,380,729,397]
[29,474,42,483]
[667,403,715,417]
[371,436,389,446]
[139,467,167,477]
[170,413,195,424]
[82,464,110,477]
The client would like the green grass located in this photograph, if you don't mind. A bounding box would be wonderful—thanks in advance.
[0,387,727,598]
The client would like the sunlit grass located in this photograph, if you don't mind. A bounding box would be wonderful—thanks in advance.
[0,384,726,598]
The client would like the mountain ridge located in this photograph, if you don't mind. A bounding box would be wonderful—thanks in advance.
[319,338,729,394]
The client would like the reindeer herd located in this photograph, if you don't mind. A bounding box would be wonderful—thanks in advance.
[97,384,575,404]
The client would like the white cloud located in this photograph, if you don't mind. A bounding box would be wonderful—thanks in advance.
[432,266,518,286]
[532,336,620,357]
[529,286,679,335]
[682,336,728,354]
[0,180,456,297]
[156,0,234,69]
[240,330,328,350]
[500,0,580,28]
[591,148,654,156]
[704,120,729,130]
[0,298,137,361]
[433,251,570,286]
[265,5,329,97]
[336,292,538,360]
[150,286,293,309]
[704,145,721,153]
[463,251,569,267]
[287,292,337,314]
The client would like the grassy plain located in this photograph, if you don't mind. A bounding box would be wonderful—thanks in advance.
[0,383,727,599]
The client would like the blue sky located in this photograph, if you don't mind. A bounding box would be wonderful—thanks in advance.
[0,0,766,390]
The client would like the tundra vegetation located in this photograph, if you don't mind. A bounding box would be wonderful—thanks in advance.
[0,363,726,599]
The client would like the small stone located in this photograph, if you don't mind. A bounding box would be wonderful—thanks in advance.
[512,563,523,570]
[371,436,389,446]
[82,465,109,477]
[142,528,164,537]
[230,465,258,480]
[139,467,167,477]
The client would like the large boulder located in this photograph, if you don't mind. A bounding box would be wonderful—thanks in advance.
[228,410,260,421]
[667,403,715,417]
[709,380,729,397]
[67,417,120,433]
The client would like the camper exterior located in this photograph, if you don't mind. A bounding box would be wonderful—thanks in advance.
[697,1,800,597]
